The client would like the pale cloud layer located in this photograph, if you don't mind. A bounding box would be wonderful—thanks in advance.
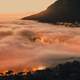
[0,20,80,72]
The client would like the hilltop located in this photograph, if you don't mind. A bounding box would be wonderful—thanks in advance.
[22,0,80,24]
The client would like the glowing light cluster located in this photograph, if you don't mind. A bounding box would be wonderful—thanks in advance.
[32,65,46,72]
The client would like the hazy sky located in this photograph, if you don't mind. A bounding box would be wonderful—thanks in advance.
[0,0,56,20]
[0,0,56,13]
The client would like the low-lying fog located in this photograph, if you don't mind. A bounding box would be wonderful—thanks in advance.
[0,20,80,72]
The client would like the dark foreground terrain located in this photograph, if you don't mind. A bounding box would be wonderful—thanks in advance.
[0,60,80,80]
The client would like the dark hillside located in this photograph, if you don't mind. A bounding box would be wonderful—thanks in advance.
[22,0,80,23]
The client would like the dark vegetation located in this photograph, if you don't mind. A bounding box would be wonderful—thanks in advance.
[22,0,80,25]
[0,60,80,80]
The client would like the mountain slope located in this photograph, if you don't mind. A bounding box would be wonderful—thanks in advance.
[22,0,80,23]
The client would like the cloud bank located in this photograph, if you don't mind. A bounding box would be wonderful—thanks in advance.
[0,20,80,72]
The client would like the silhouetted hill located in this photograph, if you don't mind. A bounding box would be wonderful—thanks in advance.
[22,0,80,23]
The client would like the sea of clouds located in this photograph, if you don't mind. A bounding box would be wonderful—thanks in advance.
[0,20,80,72]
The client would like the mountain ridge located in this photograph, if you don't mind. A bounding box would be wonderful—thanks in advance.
[22,0,80,23]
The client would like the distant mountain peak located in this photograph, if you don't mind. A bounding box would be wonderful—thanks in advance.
[22,0,80,23]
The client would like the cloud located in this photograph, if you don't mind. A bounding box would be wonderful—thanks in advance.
[0,20,79,72]
[0,30,13,39]
[18,29,37,42]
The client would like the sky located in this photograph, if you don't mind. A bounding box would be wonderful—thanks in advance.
[0,0,56,20]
